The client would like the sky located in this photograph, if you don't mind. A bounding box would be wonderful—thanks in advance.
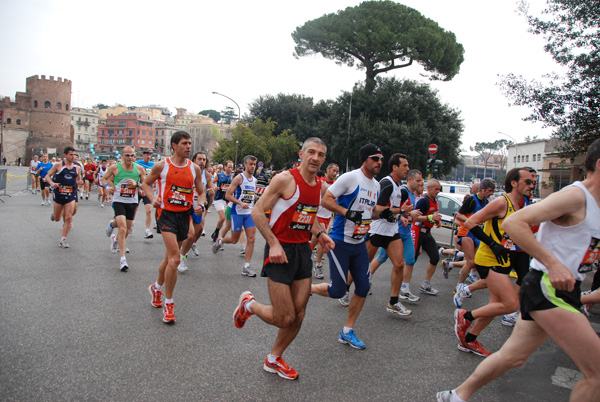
[0,0,560,153]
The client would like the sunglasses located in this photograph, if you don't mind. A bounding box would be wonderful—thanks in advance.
[524,179,535,185]
[369,155,384,162]
[123,153,136,158]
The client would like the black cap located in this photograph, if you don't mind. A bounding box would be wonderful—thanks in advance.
[236,164,244,169]
[359,143,382,164]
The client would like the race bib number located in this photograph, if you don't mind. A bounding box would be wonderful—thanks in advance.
[289,202,318,231]
[58,185,73,196]
[501,233,514,250]
[578,237,600,274]
[241,189,255,204]
[352,219,372,240]
[119,184,136,198]
[168,185,192,207]
[220,183,230,191]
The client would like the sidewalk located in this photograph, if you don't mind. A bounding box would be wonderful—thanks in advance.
[0,166,32,197]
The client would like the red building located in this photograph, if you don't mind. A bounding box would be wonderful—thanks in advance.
[97,113,156,156]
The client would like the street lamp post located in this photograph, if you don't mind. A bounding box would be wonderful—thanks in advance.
[498,131,518,169]
[212,91,241,166]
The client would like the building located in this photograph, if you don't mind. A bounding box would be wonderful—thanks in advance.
[71,107,99,155]
[96,113,156,157]
[0,75,72,164]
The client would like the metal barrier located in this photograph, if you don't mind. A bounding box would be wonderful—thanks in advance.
[0,169,7,202]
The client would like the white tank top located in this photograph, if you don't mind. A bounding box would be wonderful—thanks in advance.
[233,173,256,215]
[530,181,600,281]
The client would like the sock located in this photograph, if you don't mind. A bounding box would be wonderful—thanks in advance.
[61,236,67,242]
[465,332,477,343]
[342,326,352,335]
[464,285,472,296]
[120,256,126,263]
[448,262,454,268]
[165,298,174,305]
[464,311,475,322]
[450,390,467,402]
[192,242,196,247]
[390,296,399,305]
[244,262,250,268]
[245,299,255,313]
[423,280,431,287]
[267,354,279,364]
[456,251,464,259]
[154,282,163,291]
[401,282,409,292]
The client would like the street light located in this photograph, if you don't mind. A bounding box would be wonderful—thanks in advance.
[498,131,518,169]
[212,91,241,166]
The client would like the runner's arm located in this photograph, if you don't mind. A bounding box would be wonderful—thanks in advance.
[224,174,244,206]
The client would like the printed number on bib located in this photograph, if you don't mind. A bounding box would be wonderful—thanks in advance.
[289,203,318,231]
[241,190,255,204]
[352,219,372,240]
[578,237,600,274]
[501,233,514,250]
[120,184,137,198]
[168,185,192,207]
[59,185,73,195]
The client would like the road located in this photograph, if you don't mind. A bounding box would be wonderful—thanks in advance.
[0,166,595,401]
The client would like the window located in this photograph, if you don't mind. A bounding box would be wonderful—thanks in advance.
[65,104,69,111]
[513,156,516,164]
[533,154,536,162]
[34,100,38,108]
[118,130,124,135]
[517,155,521,163]
[107,139,114,144]
[437,195,461,217]
[56,102,62,110]
[16,119,21,125]
[142,131,146,135]
[538,153,541,161]
[526,155,529,162]
[141,140,145,144]
[108,130,114,136]
[6,118,11,124]
[44,101,50,108]
[129,130,133,136]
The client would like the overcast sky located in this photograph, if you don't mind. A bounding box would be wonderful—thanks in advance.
[1,0,559,152]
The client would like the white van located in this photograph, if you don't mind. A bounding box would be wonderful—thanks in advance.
[439,182,471,195]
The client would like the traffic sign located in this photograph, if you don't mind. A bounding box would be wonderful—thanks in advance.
[258,161,264,167]
[428,144,438,155]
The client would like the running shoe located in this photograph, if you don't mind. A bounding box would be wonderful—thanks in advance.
[386,302,412,316]
[41,201,45,206]
[457,340,491,356]
[201,230,206,236]
[436,390,455,402]
[242,266,256,277]
[419,284,439,295]
[399,290,420,302]
[454,308,470,343]
[212,237,222,254]
[442,259,451,279]
[338,329,365,350]
[120,259,129,272]
[144,229,153,239]
[177,258,188,273]
[191,243,199,256]
[210,230,219,243]
[59,240,69,248]
[162,302,176,324]
[581,290,595,317]
[501,311,519,327]
[339,291,350,307]
[240,245,246,255]
[233,291,255,329]
[110,234,118,254]
[148,283,163,308]
[85,194,89,200]
[438,247,446,260]
[105,221,114,237]
[466,270,480,285]
[100,203,104,208]
[453,284,471,308]
[263,356,299,380]
[313,264,324,279]
[50,212,55,221]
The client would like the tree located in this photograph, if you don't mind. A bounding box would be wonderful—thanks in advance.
[211,119,300,169]
[500,0,600,158]
[247,93,318,142]
[220,106,237,124]
[470,141,505,177]
[199,109,221,123]
[319,77,463,176]
[93,103,108,110]
[292,0,464,92]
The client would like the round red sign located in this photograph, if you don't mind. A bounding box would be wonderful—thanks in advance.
[428,144,438,154]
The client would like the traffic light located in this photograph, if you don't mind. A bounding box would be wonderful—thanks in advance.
[426,158,433,174]
[432,159,443,174]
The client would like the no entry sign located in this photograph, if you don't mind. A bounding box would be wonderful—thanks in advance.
[428,144,438,155]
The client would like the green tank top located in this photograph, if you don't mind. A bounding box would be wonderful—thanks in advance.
[113,162,140,204]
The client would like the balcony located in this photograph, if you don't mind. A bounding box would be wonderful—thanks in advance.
[76,120,90,127]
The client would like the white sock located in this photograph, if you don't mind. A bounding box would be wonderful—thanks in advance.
[154,282,163,291]
[464,285,471,296]
[456,251,464,259]
[192,242,196,247]
[448,262,454,268]
[423,280,431,287]
[343,326,352,334]
[401,282,410,292]
[244,262,250,268]
[245,299,255,313]
[450,389,467,402]
[61,236,67,242]
[267,354,279,363]
[165,298,173,304]
[120,256,126,263]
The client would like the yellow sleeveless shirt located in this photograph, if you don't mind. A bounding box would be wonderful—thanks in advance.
[474,194,516,268]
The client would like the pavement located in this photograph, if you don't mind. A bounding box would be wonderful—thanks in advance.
[0,168,596,401]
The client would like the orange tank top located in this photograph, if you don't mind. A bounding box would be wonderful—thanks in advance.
[157,158,196,212]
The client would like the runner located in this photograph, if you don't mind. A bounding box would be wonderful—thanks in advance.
[178,151,214,273]
[101,146,146,272]
[29,155,40,194]
[44,146,82,248]
[437,138,600,402]
[310,143,383,349]
[136,149,156,239]
[143,131,205,324]
[310,163,339,279]
[213,155,258,277]
[453,168,535,356]
[95,159,109,207]
[36,154,53,205]
[211,161,233,242]
[83,157,97,200]
[232,137,333,380]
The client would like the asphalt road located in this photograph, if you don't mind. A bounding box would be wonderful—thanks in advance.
[0,166,596,401]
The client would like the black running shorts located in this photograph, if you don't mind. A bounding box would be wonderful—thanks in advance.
[157,208,192,242]
[261,242,312,286]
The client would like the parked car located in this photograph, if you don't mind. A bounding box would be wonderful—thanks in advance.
[431,192,465,248]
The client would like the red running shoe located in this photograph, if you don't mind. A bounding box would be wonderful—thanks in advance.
[163,302,176,324]
[233,291,255,329]
[263,356,299,380]
[457,340,491,357]
[148,283,163,308]
[454,308,471,343]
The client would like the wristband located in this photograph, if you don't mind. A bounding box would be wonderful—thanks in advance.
[316,230,325,239]
[104,184,109,190]
[428,214,434,224]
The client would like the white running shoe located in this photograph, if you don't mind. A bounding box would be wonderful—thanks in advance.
[191,243,199,256]
[399,290,420,302]
[178,258,189,273]
[120,259,129,272]
[59,240,69,248]
[144,229,154,239]
[387,301,412,316]
[110,234,118,253]
[339,292,351,307]
[242,266,256,277]
[106,221,114,237]
[240,245,246,255]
